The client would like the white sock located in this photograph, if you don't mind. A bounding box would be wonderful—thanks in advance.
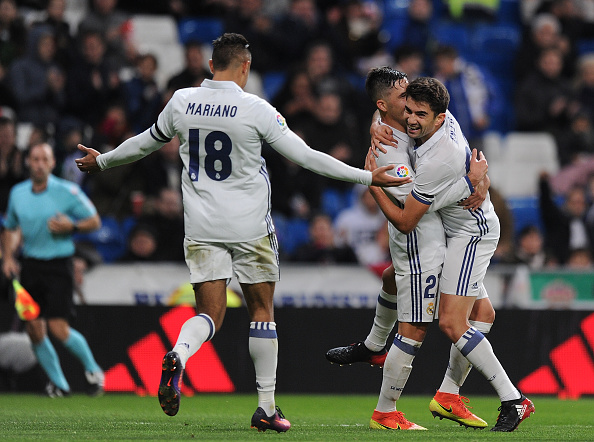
[365,290,398,352]
[439,320,492,395]
[376,334,422,412]
[249,322,278,417]
[454,327,520,402]
[172,313,215,368]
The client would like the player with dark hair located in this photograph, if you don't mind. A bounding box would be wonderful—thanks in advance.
[365,77,534,432]
[75,33,407,432]
[327,67,492,430]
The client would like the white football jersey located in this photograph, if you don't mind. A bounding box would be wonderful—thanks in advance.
[410,110,499,239]
[375,121,471,274]
[97,79,372,242]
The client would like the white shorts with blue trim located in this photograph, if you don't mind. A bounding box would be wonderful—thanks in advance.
[439,235,498,297]
[184,233,280,284]
[395,266,441,323]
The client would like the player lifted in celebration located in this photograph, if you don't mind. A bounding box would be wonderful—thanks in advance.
[326,67,491,430]
[75,33,407,432]
[365,77,534,432]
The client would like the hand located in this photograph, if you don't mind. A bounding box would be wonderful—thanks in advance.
[459,175,490,211]
[467,148,488,187]
[370,122,396,157]
[365,149,378,172]
[48,213,75,234]
[2,257,19,279]
[370,165,412,187]
[75,144,101,173]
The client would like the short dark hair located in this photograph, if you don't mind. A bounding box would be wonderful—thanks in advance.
[211,33,251,71]
[365,66,407,104]
[406,77,449,115]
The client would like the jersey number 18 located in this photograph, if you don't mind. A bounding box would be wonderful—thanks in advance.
[188,129,232,182]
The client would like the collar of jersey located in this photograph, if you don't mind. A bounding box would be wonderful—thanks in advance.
[201,79,244,92]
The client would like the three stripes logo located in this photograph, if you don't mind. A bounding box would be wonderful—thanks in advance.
[518,312,594,399]
[103,306,234,395]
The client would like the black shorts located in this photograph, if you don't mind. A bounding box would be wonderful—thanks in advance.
[20,257,74,320]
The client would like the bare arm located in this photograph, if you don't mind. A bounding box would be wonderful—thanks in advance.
[1,228,21,278]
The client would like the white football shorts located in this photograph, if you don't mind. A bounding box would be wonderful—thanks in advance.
[439,234,498,297]
[184,233,280,284]
[395,266,441,323]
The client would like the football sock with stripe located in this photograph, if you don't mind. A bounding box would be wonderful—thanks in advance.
[438,320,492,395]
[249,321,278,417]
[173,313,215,368]
[454,327,520,401]
[63,328,101,373]
[376,334,422,412]
[33,336,70,392]
[365,289,398,352]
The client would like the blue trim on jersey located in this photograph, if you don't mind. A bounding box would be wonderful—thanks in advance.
[411,190,432,205]
[459,327,484,357]
[464,175,475,194]
[150,123,171,143]
[409,272,423,322]
[198,314,215,341]
[249,322,278,339]
[393,333,419,356]
[470,208,489,236]
[377,294,397,310]
[456,236,480,296]
[259,157,275,236]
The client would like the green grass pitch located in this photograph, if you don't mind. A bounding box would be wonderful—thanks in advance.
[1,393,593,440]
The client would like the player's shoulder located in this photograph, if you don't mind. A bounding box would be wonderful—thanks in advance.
[10,180,31,196]
[49,175,83,196]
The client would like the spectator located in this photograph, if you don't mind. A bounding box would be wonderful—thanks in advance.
[515,13,573,82]
[64,31,121,127]
[557,111,594,166]
[0,0,27,70]
[296,91,362,167]
[78,0,133,71]
[0,116,25,213]
[137,135,183,197]
[272,69,316,128]
[31,0,75,69]
[56,119,86,186]
[122,53,162,134]
[574,53,594,123]
[165,41,211,100]
[291,213,358,263]
[119,223,158,261]
[334,185,389,266]
[539,171,594,264]
[432,44,500,148]
[393,44,425,81]
[566,247,594,269]
[515,47,579,152]
[510,224,548,269]
[401,0,435,57]
[8,26,65,129]
[137,187,185,262]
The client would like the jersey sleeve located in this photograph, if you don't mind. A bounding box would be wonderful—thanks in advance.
[66,183,98,220]
[269,130,372,185]
[257,99,290,143]
[411,159,455,206]
[3,188,18,230]
[430,175,473,212]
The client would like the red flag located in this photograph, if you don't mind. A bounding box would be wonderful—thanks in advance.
[13,279,40,321]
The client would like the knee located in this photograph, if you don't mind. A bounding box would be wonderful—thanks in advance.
[381,265,396,295]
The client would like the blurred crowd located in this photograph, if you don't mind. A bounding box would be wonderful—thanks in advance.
[1,0,594,272]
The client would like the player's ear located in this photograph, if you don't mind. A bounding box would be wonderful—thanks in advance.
[376,99,387,113]
[435,112,446,127]
[208,59,214,74]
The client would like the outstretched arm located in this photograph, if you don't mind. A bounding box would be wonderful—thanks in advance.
[270,130,411,187]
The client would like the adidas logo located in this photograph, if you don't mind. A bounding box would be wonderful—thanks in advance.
[103,306,234,395]
[515,404,527,417]
[519,312,594,399]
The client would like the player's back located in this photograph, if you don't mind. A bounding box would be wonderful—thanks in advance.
[161,80,288,243]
